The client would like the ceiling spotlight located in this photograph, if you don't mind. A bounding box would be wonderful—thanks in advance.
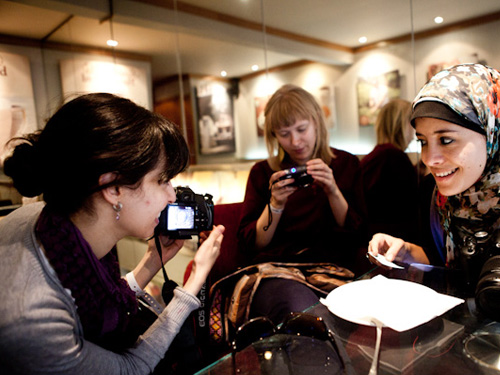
[434,16,444,24]
[220,70,227,77]
[358,36,367,44]
[107,39,118,47]
[251,64,259,71]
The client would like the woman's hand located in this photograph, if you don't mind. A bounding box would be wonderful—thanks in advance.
[148,235,185,265]
[368,233,430,265]
[268,170,297,209]
[184,225,225,296]
[131,236,185,290]
[306,158,338,195]
[306,158,348,227]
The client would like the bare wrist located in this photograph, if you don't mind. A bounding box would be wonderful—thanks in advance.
[183,267,206,295]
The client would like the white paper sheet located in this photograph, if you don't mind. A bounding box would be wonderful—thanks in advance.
[320,275,464,332]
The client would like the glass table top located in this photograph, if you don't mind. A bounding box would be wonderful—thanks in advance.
[195,263,500,375]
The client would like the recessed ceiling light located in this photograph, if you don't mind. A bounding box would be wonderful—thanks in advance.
[107,39,118,47]
[434,16,444,24]
[251,64,259,71]
[358,36,367,44]
[220,70,227,77]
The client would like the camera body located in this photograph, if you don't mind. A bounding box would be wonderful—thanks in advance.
[458,230,500,319]
[275,166,313,188]
[157,186,214,239]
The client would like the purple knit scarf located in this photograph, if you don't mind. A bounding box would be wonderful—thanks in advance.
[35,206,138,350]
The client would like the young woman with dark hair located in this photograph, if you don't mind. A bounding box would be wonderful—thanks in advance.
[369,64,500,300]
[0,93,224,374]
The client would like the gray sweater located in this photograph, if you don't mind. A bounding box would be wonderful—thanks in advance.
[0,202,201,374]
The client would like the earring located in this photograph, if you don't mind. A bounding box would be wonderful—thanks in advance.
[112,202,123,221]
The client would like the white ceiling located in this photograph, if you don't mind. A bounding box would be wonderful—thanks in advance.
[1,0,500,81]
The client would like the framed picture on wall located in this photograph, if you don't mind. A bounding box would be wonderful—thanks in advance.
[0,52,37,165]
[195,82,236,155]
[356,70,401,127]
[59,59,150,109]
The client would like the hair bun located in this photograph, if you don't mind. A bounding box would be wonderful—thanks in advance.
[4,136,44,197]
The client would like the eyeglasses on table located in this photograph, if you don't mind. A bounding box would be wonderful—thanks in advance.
[230,312,351,375]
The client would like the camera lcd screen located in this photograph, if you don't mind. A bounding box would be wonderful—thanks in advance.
[166,204,195,230]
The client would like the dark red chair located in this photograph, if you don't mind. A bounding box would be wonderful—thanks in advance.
[183,202,250,367]
[184,202,248,284]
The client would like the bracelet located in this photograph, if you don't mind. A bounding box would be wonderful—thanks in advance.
[269,203,284,214]
[126,271,144,296]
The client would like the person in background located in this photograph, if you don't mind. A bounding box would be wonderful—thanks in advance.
[360,99,419,241]
[368,64,500,302]
[238,84,366,324]
[0,93,224,375]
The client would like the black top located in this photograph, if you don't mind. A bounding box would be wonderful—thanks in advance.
[360,143,419,242]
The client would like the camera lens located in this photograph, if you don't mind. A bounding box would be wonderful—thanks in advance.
[476,255,500,320]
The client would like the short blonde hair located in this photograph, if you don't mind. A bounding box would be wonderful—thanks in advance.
[375,99,412,151]
[264,84,333,170]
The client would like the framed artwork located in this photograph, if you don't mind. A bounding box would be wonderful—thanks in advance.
[59,59,150,109]
[0,52,37,165]
[254,95,270,137]
[356,70,401,127]
[195,82,235,155]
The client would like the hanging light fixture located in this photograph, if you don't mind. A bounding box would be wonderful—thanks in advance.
[101,0,118,50]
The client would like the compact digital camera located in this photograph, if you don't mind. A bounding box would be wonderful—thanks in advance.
[458,229,500,319]
[157,186,214,239]
[275,166,313,188]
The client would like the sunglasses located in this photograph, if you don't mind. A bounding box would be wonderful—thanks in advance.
[231,312,348,374]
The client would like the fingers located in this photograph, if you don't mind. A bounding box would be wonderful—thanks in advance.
[212,226,224,252]
[368,233,387,256]
[269,173,297,207]
[198,230,209,244]
[384,241,404,262]
[200,225,224,253]
[269,170,288,186]
[162,239,184,260]
[158,236,176,248]
[211,224,225,236]
[194,225,224,270]
[306,159,337,191]
[366,252,391,270]
[146,236,184,268]
[368,233,405,262]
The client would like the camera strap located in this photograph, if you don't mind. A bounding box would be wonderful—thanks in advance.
[153,232,179,305]
[263,202,273,231]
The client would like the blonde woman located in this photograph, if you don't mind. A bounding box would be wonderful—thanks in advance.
[238,84,365,324]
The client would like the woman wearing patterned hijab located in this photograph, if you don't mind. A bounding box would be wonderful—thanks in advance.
[368,64,500,285]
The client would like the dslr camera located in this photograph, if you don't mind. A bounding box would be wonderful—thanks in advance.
[274,166,313,188]
[156,186,214,239]
[458,230,500,319]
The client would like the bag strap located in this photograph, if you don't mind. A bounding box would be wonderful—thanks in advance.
[209,263,261,297]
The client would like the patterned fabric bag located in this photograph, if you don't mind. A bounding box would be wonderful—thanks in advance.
[204,262,354,356]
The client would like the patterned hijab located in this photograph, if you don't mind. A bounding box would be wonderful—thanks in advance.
[412,63,500,264]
